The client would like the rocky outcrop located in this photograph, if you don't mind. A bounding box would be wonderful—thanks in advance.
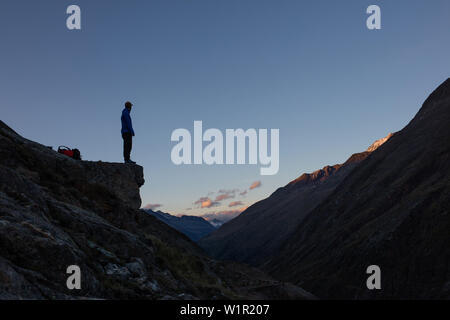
[199,134,391,266]
[0,120,313,300]
[81,162,144,210]
[0,121,144,210]
[265,79,450,299]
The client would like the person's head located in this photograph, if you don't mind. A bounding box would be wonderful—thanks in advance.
[125,101,133,111]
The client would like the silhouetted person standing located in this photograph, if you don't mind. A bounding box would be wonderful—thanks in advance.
[121,101,136,164]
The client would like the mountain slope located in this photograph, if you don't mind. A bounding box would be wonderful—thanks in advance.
[199,135,391,266]
[264,79,450,299]
[0,120,313,300]
[145,210,216,242]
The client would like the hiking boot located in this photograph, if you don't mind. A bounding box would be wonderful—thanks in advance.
[124,159,136,164]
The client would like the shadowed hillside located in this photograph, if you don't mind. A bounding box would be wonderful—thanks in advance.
[264,79,450,299]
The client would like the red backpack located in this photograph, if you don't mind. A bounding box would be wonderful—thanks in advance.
[58,146,81,160]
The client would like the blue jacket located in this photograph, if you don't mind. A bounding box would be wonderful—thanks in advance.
[121,108,135,135]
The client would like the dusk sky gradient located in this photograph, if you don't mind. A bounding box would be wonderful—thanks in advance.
[1,0,450,219]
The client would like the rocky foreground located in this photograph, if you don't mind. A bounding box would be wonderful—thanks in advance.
[0,120,314,300]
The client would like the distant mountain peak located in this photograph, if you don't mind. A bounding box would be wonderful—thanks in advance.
[145,209,216,241]
[289,133,393,188]
[288,133,394,185]
[366,133,394,152]
[289,164,342,186]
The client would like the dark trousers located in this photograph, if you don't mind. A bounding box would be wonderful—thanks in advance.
[122,132,132,161]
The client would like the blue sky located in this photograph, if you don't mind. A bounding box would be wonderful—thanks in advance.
[1,0,449,220]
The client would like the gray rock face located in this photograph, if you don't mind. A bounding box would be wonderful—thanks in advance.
[82,161,144,210]
[0,120,314,300]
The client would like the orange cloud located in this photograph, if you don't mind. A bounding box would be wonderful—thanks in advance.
[249,181,261,190]
[229,201,243,207]
[194,197,219,208]
[215,193,233,201]
[201,199,213,208]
